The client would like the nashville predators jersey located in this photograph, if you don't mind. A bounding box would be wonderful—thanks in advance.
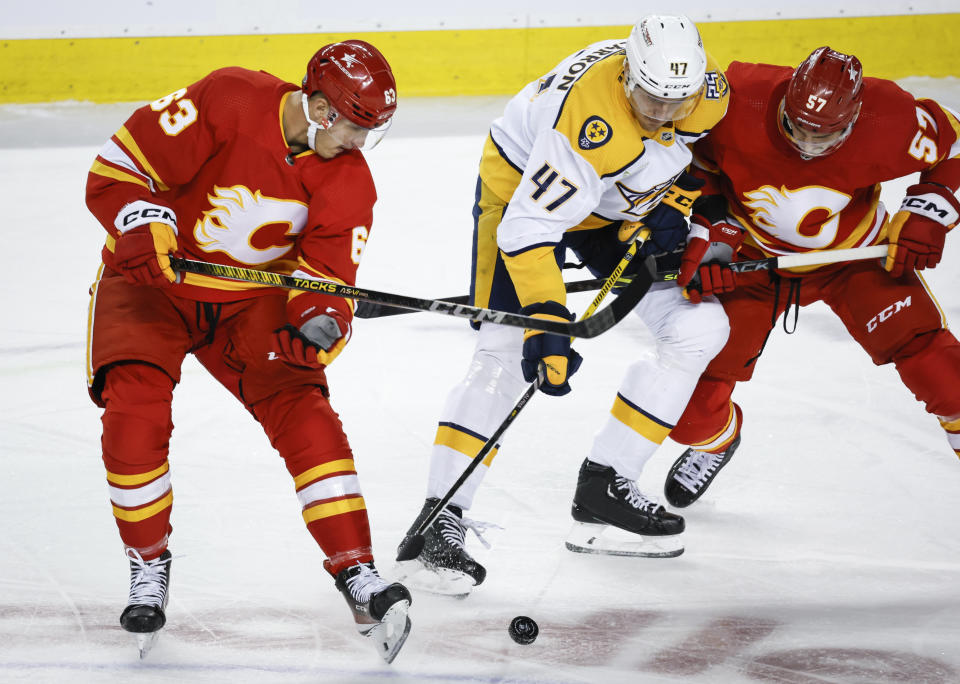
[481,39,729,260]
[694,61,960,273]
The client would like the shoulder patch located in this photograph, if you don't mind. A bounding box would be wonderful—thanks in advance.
[704,71,729,100]
[579,116,613,150]
[537,74,556,94]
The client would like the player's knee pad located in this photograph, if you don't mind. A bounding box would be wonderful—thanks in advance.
[254,386,352,474]
[658,298,730,372]
[465,322,528,398]
[100,363,174,471]
[893,329,960,416]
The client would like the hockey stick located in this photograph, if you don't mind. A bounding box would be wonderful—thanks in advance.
[169,257,651,339]
[395,235,651,563]
[359,244,889,318]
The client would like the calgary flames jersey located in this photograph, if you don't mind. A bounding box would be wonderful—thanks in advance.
[482,39,729,256]
[694,61,960,272]
[86,67,377,309]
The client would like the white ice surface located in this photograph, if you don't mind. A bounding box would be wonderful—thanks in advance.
[1,81,959,683]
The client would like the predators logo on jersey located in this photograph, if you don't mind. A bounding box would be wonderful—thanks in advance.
[579,116,612,150]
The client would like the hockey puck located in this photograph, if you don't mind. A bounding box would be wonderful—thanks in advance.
[508,615,539,644]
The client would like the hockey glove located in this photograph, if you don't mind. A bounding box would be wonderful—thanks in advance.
[885,182,960,278]
[272,311,351,369]
[633,173,705,257]
[113,222,179,287]
[520,301,583,396]
[679,214,746,303]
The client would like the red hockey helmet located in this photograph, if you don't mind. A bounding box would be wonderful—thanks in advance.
[779,46,863,158]
[302,40,397,128]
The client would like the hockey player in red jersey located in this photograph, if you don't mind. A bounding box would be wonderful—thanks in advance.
[663,46,960,507]
[85,41,411,662]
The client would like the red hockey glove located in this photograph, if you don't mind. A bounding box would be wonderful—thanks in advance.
[272,310,351,369]
[885,182,960,278]
[113,222,179,287]
[519,301,583,396]
[679,214,745,303]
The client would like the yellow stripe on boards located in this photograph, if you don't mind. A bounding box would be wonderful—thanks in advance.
[302,496,366,524]
[112,491,173,522]
[2,15,958,103]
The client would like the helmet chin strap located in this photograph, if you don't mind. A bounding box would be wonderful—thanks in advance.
[301,93,338,152]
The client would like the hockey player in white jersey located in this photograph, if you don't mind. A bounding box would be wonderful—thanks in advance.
[398,15,732,594]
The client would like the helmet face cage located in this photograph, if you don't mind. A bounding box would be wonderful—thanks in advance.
[302,40,397,130]
[779,46,863,157]
[622,14,706,127]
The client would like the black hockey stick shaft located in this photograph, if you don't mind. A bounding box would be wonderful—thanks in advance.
[395,372,541,562]
[169,256,650,339]
[395,236,648,563]
[359,245,889,319]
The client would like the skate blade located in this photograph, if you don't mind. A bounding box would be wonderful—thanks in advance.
[393,560,474,599]
[564,522,684,558]
[362,599,411,664]
[135,631,161,659]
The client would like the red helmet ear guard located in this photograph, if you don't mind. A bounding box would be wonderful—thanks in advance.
[302,40,397,128]
[783,46,863,135]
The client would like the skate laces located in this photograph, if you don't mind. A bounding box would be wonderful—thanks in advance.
[437,509,500,550]
[675,449,724,489]
[344,563,390,604]
[614,476,661,513]
[126,548,169,608]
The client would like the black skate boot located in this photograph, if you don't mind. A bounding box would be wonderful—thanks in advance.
[664,434,741,508]
[119,548,172,658]
[395,498,487,597]
[335,561,412,664]
[566,459,684,557]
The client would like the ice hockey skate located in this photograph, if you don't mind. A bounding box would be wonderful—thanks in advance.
[395,498,487,598]
[665,434,741,508]
[119,548,172,658]
[335,562,412,664]
[565,459,684,557]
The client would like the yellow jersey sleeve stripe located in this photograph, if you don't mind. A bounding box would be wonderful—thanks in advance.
[89,159,151,190]
[435,423,499,466]
[107,462,170,487]
[293,458,357,489]
[610,394,673,444]
[114,125,170,192]
[112,491,173,522]
[302,496,366,524]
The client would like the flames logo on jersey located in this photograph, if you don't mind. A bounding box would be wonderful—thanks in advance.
[193,185,308,265]
[742,185,852,249]
[579,116,612,150]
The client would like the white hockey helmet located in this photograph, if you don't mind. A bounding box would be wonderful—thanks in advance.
[623,15,707,129]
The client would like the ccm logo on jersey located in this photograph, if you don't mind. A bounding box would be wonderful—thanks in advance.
[579,116,612,150]
[115,200,178,234]
[866,296,911,333]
